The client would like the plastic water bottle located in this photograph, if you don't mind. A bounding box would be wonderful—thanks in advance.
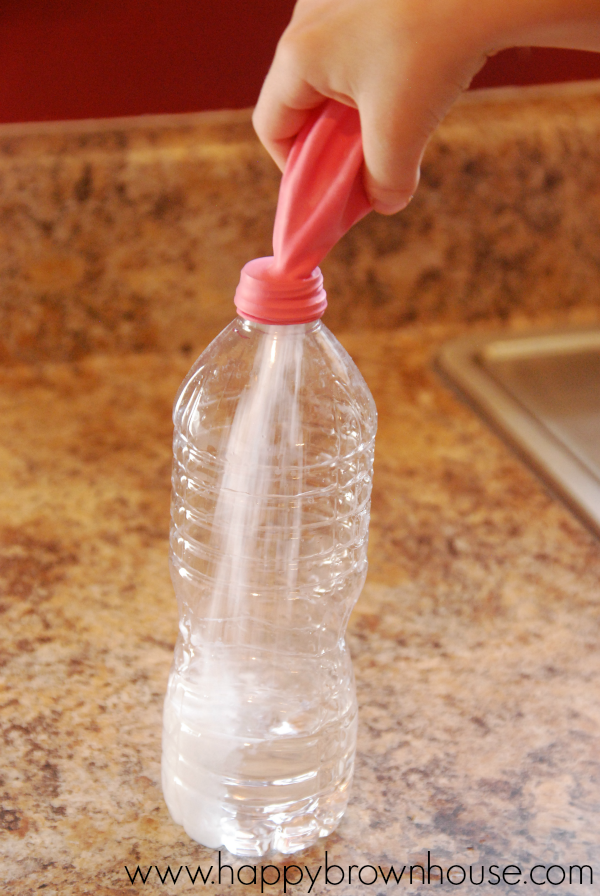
[161,312,376,856]
[161,100,377,856]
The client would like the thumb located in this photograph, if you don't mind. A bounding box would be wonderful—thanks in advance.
[358,47,486,214]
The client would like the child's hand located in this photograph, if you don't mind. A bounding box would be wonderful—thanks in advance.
[253,0,600,214]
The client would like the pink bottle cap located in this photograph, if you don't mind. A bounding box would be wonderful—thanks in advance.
[235,100,372,325]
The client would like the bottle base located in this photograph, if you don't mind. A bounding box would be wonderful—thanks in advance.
[162,763,352,857]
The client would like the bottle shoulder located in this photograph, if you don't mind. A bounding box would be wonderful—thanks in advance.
[173,318,377,453]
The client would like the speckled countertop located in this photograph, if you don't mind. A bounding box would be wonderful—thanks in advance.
[2,83,600,895]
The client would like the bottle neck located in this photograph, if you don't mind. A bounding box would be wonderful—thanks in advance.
[237,315,322,336]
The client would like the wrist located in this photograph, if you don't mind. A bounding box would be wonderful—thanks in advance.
[482,0,600,54]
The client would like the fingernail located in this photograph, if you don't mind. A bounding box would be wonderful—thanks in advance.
[371,194,413,215]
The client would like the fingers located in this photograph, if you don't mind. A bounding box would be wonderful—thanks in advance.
[253,40,327,171]
[253,0,362,170]
[253,90,324,173]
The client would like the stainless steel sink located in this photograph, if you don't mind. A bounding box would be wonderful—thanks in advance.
[437,326,600,539]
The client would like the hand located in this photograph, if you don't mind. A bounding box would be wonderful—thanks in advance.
[253,0,600,214]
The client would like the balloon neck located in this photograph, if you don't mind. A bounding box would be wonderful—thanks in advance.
[234,257,327,325]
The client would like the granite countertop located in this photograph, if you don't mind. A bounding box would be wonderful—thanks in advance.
[2,83,600,894]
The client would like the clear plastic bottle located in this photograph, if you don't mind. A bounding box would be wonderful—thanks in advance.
[161,314,376,857]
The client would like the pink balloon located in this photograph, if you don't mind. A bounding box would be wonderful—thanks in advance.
[235,100,372,324]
